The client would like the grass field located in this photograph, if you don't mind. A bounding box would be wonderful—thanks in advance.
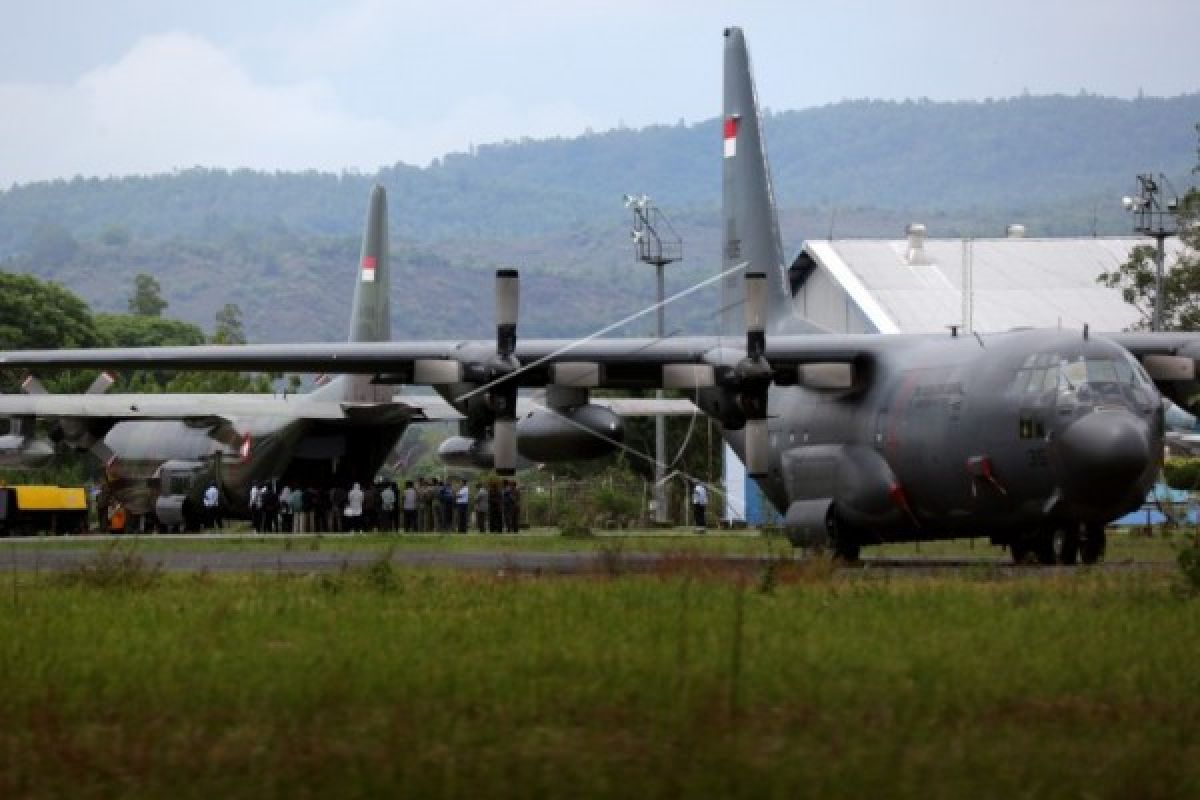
[2,554,1198,798]
[2,527,1188,563]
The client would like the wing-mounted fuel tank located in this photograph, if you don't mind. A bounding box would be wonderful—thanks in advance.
[781,444,906,546]
[516,401,623,462]
[438,398,624,470]
[437,435,498,470]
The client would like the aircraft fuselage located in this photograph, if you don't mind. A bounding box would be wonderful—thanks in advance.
[102,414,408,522]
[718,329,1162,546]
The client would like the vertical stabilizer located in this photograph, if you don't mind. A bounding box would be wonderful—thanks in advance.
[719,27,793,336]
[315,184,391,403]
[349,184,391,344]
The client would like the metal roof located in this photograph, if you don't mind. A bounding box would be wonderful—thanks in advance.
[804,235,1187,335]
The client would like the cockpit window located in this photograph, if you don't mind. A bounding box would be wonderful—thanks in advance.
[1012,352,1145,394]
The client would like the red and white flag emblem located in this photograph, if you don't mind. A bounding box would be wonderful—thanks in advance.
[361,255,377,282]
[723,117,739,158]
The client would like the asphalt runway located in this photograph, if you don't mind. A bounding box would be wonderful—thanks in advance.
[0,539,1175,577]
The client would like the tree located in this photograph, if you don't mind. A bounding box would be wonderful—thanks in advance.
[128,273,168,317]
[1098,131,1200,331]
[212,303,246,345]
[162,303,269,392]
[95,313,206,348]
[0,271,104,392]
[93,310,270,394]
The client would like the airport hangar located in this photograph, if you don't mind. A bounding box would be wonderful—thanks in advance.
[723,224,1188,524]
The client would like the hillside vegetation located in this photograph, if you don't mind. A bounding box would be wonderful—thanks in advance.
[1,93,1197,342]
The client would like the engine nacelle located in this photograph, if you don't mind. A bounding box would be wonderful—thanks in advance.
[438,436,497,470]
[516,403,623,462]
[438,405,623,469]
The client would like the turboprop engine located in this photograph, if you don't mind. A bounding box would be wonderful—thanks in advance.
[437,403,623,470]
[437,436,497,470]
[516,403,623,462]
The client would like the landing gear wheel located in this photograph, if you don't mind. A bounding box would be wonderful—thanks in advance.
[1080,523,1107,565]
[826,508,860,564]
[1010,539,1032,565]
[1033,530,1057,566]
[833,539,861,564]
[1011,530,1056,565]
[1057,524,1080,566]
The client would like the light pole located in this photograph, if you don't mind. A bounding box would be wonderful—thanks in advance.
[1123,173,1179,331]
[626,194,682,525]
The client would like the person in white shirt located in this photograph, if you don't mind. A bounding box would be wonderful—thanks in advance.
[248,484,262,532]
[203,483,222,530]
[346,482,365,533]
[455,482,470,533]
[692,482,708,530]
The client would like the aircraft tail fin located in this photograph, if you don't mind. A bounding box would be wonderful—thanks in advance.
[349,184,391,344]
[719,27,799,336]
[314,184,392,404]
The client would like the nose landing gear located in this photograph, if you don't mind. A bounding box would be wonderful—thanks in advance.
[1010,522,1105,565]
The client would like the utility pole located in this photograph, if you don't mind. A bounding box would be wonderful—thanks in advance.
[1123,174,1179,331]
[626,194,682,525]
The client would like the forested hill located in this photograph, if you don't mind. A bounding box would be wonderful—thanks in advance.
[0,92,1196,343]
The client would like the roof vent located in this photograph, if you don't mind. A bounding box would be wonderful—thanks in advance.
[905,223,928,265]
[1006,224,1026,238]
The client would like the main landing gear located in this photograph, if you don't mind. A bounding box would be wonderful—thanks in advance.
[1010,522,1106,566]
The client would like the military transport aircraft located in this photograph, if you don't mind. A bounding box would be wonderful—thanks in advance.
[3,27,1199,562]
[0,186,689,528]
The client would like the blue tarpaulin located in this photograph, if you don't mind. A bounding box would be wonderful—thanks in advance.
[1111,483,1190,527]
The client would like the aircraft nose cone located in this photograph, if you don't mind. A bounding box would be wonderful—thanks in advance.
[1057,411,1151,494]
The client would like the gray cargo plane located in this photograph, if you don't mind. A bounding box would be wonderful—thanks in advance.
[0,187,688,526]
[2,27,1197,561]
[0,187,419,526]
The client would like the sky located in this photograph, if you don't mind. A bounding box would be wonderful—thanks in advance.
[0,0,1197,188]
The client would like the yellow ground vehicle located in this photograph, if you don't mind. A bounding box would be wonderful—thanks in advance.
[0,485,89,536]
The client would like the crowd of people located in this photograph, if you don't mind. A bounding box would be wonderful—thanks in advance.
[234,477,522,534]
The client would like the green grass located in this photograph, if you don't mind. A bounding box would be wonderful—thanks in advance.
[3,527,1186,562]
[1,563,1198,798]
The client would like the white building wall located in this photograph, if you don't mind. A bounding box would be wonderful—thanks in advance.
[796,261,877,334]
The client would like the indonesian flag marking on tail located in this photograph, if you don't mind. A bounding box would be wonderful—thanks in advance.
[723,116,739,158]
[361,255,377,283]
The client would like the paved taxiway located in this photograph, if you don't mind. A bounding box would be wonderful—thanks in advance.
[0,535,1174,577]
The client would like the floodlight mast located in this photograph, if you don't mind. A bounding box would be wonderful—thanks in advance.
[1124,173,1180,331]
[627,194,683,525]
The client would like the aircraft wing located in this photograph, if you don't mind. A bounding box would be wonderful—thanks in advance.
[0,334,894,389]
[1102,333,1200,384]
[393,394,699,419]
[0,392,427,422]
[586,397,699,416]
[1104,333,1200,362]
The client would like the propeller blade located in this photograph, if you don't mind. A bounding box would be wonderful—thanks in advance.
[738,272,771,476]
[744,418,769,477]
[493,418,517,476]
[87,372,116,394]
[496,268,519,357]
[21,375,47,395]
[91,439,120,477]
